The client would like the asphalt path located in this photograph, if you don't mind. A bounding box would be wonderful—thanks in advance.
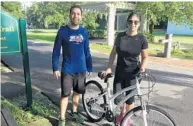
[1,40,193,126]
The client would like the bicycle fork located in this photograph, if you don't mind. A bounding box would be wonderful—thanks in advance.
[141,100,148,126]
[106,80,113,111]
[139,95,148,126]
[136,77,148,126]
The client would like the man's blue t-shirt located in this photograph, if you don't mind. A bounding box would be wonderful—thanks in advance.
[52,25,92,73]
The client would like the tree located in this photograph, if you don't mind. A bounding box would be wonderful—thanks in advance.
[26,2,100,29]
[82,12,99,29]
[26,2,82,28]
[136,2,193,34]
[164,2,193,27]
[1,2,24,18]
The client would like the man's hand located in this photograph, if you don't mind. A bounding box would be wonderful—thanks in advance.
[53,70,61,79]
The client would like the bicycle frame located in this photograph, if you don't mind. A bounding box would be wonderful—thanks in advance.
[105,76,144,113]
[92,76,148,126]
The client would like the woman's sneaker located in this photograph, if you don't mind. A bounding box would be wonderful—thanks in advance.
[116,104,130,126]
[115,112,124,125]
[116,114,130,126]
[116,104,125,125]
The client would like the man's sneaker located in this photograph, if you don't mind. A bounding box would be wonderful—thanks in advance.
[71,112,85,124]
[58,119,66,126]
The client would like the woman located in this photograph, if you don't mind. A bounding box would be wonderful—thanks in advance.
[104,12,148,125]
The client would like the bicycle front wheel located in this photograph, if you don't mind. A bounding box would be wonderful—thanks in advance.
[82,80,106,122]
[121,105,177,126]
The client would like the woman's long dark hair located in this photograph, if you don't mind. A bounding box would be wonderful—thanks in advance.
[127,11,141,22]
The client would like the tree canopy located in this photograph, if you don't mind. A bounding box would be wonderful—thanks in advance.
[2,1,192,34]
[25,2,102,29]
[1,2,24,18]
[136,2,193,34]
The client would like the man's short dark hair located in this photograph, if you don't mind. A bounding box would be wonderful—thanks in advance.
[70,5,83,15]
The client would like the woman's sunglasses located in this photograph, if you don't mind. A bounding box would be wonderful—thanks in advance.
[128,20,140,25]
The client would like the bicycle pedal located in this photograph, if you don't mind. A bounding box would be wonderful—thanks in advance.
[100,103,107,108]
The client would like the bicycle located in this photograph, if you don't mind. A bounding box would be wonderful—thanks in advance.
[82,71,177,126]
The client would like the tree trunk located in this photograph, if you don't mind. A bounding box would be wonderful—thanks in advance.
[149,20,154,34]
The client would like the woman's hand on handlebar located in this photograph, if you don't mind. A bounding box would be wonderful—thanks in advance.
[104,68,112,76]
[140,67,145,72]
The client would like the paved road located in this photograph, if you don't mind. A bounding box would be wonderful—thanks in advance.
[1,41,193,126]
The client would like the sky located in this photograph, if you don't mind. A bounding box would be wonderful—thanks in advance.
[21,1,33,9]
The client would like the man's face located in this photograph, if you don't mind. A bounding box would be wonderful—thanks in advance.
[70,8,82,26]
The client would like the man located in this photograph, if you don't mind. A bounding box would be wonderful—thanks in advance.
[52,5,92,126]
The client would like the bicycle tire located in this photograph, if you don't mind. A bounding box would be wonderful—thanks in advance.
[82,80,106,122]
[121,105,177,126]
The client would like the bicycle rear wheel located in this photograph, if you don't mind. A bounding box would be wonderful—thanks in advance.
[82,80,106,122]
[121,105,177,126]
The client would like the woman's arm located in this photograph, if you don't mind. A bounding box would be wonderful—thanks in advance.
[140,49,148,72]
[105,46,117,75]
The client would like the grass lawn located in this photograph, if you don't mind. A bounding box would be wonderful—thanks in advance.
[1,90,59,126]
[0,69,59,126]
[153,33,193,59]
[27,30,57,43]
[90,42,164,56]
[153,33,193,47]
[27,29,193,59]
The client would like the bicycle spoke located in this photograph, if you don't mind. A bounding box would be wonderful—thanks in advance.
[82,81,105,122]
[122,105,176,126]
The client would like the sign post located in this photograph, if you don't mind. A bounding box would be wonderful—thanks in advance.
[1,11,32,107]
[19,19,32,107]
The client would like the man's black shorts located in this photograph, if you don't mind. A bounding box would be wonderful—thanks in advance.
[61,72,86,97]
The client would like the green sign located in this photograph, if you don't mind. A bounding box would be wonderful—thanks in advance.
[1,11,32,107]
[1,11,21,54]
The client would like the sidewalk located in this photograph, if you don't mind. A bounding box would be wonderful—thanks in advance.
[91,50,193,69]
[148,56,193,68]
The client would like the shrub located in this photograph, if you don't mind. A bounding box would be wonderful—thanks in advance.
[88,29,107,39]
[142,32,155,43]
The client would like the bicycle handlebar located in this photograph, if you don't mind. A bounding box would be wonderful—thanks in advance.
[98,71,156,96]
[98,72,113,83]
[98,71,146,81]
[98,72,112,79]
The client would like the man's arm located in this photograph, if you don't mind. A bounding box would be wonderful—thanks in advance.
[84,30,93,72]
[52,29,62,78]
